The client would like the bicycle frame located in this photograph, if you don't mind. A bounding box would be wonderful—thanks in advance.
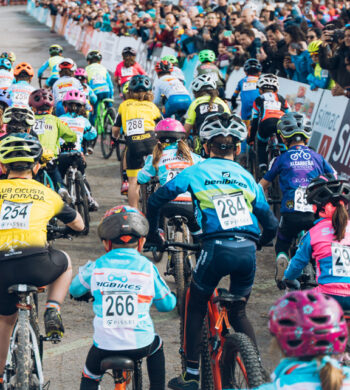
[96,98,114,135]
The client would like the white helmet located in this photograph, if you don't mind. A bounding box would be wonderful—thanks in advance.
[200,112,247,142]
[257,73,279,91]
[191,74,217,92]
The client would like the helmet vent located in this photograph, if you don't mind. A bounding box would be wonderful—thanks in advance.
[306,293,317,302]
[311,316,329,325]
[278,319,296,326]
[287,340,302,348]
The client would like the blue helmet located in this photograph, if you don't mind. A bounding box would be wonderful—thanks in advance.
[129,75,152,92]
[0,59,12,71]
[0,90,12,108]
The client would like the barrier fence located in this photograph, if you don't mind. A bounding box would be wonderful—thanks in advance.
[27,0,350,176]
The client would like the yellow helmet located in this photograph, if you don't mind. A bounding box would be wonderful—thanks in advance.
[122,81,130,95]
[308,40,322,54]
[0,134,43,165]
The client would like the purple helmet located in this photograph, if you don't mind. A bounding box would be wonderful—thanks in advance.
[63,89,86,105]
[155,118,186,142]
[0,89,12,109]
[29,89,54,109]
[269,290,347,357]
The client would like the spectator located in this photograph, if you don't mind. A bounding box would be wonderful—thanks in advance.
[202,12,224,55]
[240,7,266,33]
[306,27,322,43]
[155,13,178,48]
[232,29,261,67]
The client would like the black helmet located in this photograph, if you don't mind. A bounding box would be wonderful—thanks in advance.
[98,205,149,244]
[243,58,262,73]
[277,112,312,140]
[129,75,152,92]
[122,47,137,56]
[86,50,102,62]
[306,174,350,207]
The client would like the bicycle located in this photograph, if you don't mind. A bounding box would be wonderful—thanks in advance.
[38,76,49,89]
[245,142,257,180]
[115,132,126,162]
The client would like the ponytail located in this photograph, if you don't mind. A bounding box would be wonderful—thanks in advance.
[152,142,165,169]
[332,202,349,241]
[208,89,219,112]
[176,139,193,165]
[318,358,345,390]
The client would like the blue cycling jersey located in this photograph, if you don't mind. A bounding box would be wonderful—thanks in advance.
[264,145,334,213]
[232,75,260,120]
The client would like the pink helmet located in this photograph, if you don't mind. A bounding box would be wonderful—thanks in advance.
[63,89,86,105]
[155,118,186,142]
[269,290,347,357]
[29,89,54,109]
[74,68,88,79]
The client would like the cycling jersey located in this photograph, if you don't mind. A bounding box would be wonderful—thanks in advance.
[82,83,97,110]
[86,63,114,97]
[153,75,190,107]
[285,218,350,297]
[114,61,146,86]
[306,63,335,91]
[69,248,176,350]
[52,76,84,105]
[59,113,97,152]
[252,92,289,124]
[172,66,185,83]
[264,145,334,213]
[6,80,35,106]
[33,113,77,157]
[138,143,202,202]
[194,63,225,88]
[38,55,62,78]
[232,75,260,120]
[0,69,14,90]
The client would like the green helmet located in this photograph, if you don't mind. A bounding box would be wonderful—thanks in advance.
[199,50,216,63]
[161,55,178,65]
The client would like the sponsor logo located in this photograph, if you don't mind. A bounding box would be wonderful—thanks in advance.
[204,178,247,187]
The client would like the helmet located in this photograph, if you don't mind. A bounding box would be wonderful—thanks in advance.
[49,44,63,56]
[269,291,347,357]
[200,112,248,142]
[59,58,75,70]
[129,75,152,92]
[122,46,137,56]
[13,62,34,77]
[243,58,262,73]
[29,89,54,110]
[122,81,130,95]
[97,205,149,243]
[0,52,16,64]
[2,106,36,127]
[86,50,102,62]
[74,68,88,80]
[63,89,86,105]
[191,74,217,92]
[0,134,43,167]
[0,90,12,109]
[199,50,216,63]
[277,112,312,140]
[306,173,350,208]
[308,40,322,54]
[257,73,279,91]
[155,60,173,74]
[155,119,186,142]
[161,55,178,65]
[0,59,12,71]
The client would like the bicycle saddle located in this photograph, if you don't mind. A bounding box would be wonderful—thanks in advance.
[213,288,246,308]
[100,356,135,371]
[8,284,38,294]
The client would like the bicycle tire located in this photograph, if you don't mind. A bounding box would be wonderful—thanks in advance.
[16,310,32,390]
[116,135,126,162]
[220,333,264,389]
[200,317,214,390]
[270,177,281,220]
[133,360,143,390]
[101,107,116,159]
[29,295,42,360]
[75,171,90,235]
[174,230,187,316]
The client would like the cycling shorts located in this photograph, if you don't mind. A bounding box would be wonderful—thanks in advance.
[257,118,280,141]
[0,247,69,315]
[193,237,256,296]
[164,95,192,118]
[126,135,156,177]
[160,202,201,234]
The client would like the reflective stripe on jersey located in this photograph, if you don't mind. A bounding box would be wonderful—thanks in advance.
[7,80,35,106]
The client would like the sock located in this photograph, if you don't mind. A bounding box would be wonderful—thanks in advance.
[122,170,128,181]
[46,300,61,313]
[185,362,199,381]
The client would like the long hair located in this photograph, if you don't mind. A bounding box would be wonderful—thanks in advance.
[129,91,154,102]
[194,89,219,112]
[152,139,193,170]
[332,202,349,241]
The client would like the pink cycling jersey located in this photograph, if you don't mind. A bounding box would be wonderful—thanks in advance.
[114,61,146,86]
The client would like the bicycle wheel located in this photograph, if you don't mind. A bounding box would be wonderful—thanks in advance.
[269,177,281,220]
[220,333,264,389]
[247,146,257,181]
[200,317,214,390]
[115,135,126,162]
[75,171,90,235]
[16,310,32,390]
[174,230,189,316]
[101,107,117,159]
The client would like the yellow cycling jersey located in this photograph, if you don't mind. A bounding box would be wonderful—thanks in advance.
[117,99,161,137]
[0,179,64,251]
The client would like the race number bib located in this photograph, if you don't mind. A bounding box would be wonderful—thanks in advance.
[242,82,257,91]
[121,67,133,77]
[332,243,350,277]
[33,120,45,135]
[199,104,218,115]
[126,118,144,136]
[166,169,181,182]
[102,292,138,329]
[13,92,27,103]
[92,74,104,83]
[264,100,281,110]
[294,187,313,212]
[212,192,253,230]
[0,201,33,230]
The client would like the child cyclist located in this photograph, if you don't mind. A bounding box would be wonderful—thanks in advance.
[0,59,14,91]
[161,54,185,83]
[69,205,176,390]
[74,68,97,115]
[112,75,162,208]
[282,174,350,309]
[0,90,12,135]
[259,112,335,289]
[38,44,63,86]
[138,119,202,238]
[257,290,350,390]
[7,62,35,106]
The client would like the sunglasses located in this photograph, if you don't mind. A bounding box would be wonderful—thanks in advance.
[307,35,316,39]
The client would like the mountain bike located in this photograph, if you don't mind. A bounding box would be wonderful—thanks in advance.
[95,98,117,159]
[115,132,126,162]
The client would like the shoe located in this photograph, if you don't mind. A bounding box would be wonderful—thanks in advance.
[259,163,267,176]
[121,181,129,196]
[87,147,94,155]
[44,308,64,339]
[168,375,199,390]
[58,188,72,204]
[88,198,99,212]
[275,252,289,285]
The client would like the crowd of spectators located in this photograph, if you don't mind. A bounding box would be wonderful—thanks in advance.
[34,0,350,97]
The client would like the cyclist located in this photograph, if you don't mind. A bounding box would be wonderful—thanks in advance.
[282,174,350,309]
[7,62,35,107]
[38,44,63,84]
[195,50,226,99]
[114,47,146,97]
[69,205,176,390]
[153,60,191,119]
[256,290,350,390]
[248,73,290,175]
[0,52,16,68]
[29,88,77,199]
[0,90,12,134]
[74,68,97,115]
[259,112,335,289]
[2,106,36,137]
[161,54,185,83]
[59,89,98,211]
[146,112,278,390]
[0,134,84,387]
[112,75,161,208]
[0,59,14,91]
[138,118,202,237]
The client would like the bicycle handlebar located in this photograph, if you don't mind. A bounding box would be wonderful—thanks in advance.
[47,224,75,241]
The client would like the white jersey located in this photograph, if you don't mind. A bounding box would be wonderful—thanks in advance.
[52,76,84,105]
[7,81,35,106]
[0,69,14,90]
[172,66,185,83]
[153,74,190,106]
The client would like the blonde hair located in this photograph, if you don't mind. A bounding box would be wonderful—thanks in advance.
[152,139,193,170]
[129,91,154,102]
